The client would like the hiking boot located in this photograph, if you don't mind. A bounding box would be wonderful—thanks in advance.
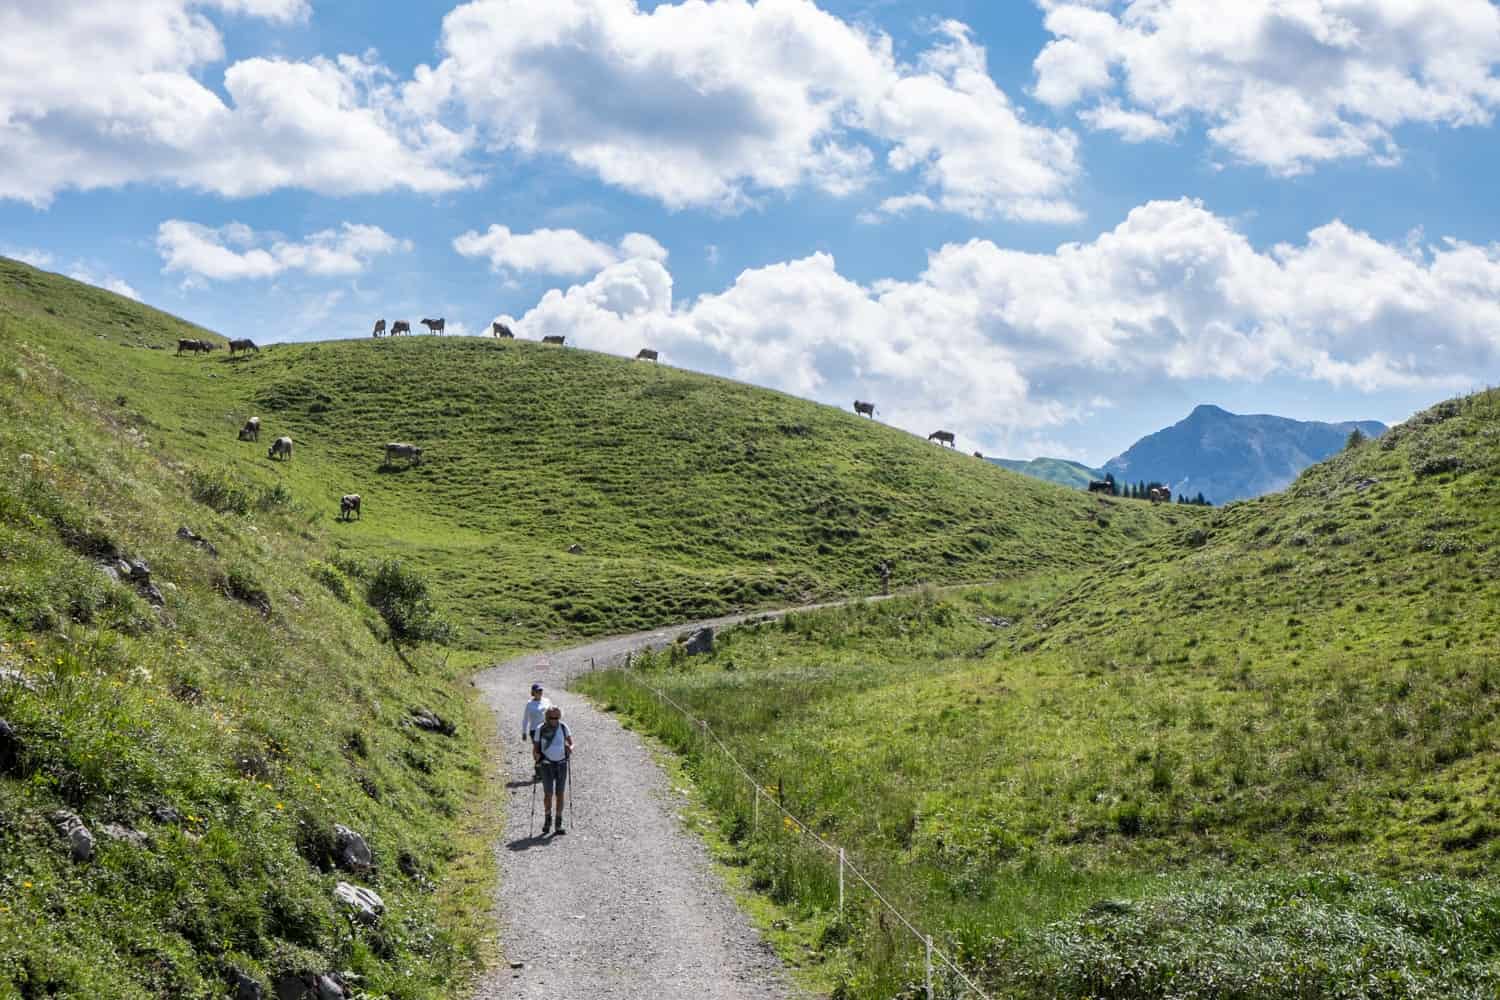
[554,817,565,835]
[541,815,552,835]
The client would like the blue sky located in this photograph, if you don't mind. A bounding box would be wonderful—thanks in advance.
[4,0,1500,464]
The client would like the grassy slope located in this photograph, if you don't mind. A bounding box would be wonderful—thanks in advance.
[580,391,1500,998]
[0,258,1174,652]
[0,280,501,994]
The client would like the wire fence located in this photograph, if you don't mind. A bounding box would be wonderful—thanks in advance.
[607,654,993,1000]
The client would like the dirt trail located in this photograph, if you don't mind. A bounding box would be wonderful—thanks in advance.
[470,607,814,1000]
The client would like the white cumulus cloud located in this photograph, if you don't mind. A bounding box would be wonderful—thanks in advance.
[1034,0,1500,175]
[0,1,473,205]
[427,0,1079,221]
[452,225,667,277]
[501,199,1500,450]
[157,220,411,280]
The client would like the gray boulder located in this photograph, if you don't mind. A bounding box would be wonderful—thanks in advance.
[333,824,372,872]
[49,810,95,862]
[333,881,384,924]
[409,707,456,736]
[0,668,38,692]
[315,974,346,1000]
[682,626,715,656]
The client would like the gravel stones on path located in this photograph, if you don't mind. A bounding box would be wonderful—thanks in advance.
[471,612,807,1000]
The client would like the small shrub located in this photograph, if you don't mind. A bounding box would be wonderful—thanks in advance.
[1414,454,1463,477]
[189,468,253,515]
[367,559,455,647]
[308,560,352,602]
[221,564,271,615]
[256,481,293,511]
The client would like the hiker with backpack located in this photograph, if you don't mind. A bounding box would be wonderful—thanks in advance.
[533,705,573,835]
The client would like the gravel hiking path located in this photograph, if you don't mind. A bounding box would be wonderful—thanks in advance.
[471,608,817,1000]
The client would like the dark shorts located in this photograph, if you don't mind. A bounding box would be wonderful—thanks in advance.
[539,759,568,795]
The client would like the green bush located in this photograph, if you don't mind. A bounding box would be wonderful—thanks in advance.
[189,468,253,515]
[307,560,352,603]
[366,559,455,647]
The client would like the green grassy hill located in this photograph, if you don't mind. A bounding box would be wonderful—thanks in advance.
[0,258,1187,995]
[986,456,1101,489]
[0,257,1176,652]
[0,314,494,995]
[580,390,1500,998]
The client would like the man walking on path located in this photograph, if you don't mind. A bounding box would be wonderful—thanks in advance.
[521,683,550,781]
[533,705,574,835]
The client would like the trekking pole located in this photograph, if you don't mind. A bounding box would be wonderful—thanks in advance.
[529,770,538,837]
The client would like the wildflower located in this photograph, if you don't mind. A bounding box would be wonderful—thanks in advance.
[274,802,284,811]
[22,882,32,889]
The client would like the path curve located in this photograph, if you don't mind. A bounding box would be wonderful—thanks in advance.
[471,607,819,1000]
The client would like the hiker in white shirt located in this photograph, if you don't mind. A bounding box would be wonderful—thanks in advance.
[521,683,551,782]
[533,705,574,835]
[521,683,551,742]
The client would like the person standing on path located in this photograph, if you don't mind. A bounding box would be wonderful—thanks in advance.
[521,683,551,781]
[533,705,574,835]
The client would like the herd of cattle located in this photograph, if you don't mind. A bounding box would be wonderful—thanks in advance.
[178,337,259,355]
[190,327,1145,520]
[228,413,416,522]
[368,317,661,361]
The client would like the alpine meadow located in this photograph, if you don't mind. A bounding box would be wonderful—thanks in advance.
[0,259,1188,995]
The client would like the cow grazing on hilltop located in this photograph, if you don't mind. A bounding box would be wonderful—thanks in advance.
[1149,485,1172,503]
[493,322,514,338]
[391,321,411,336]
[339,494,362,521]
[636,348,659,362]
[1087,479,1112,494]
[372,319,386,337]
[238,416,261,442]
[928,430,956,447]
[384,442,422,466]
[542,335,566,346]
[853,400,876,418]
[268,436,293,461]
[228,338,259,355]
[420,318,445,335]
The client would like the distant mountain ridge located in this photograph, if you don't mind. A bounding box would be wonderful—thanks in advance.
[1102,405,1387,503]
[986,456,1102,489]
[993,405,1387,504]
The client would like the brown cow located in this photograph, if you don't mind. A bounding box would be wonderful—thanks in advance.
[420,318,445,335]
[238,416,261,442]
[928,430,956,447]
[493,322,514,338]
[339,494,362,521]
[542,335,566,346]
[372,319,386,337]
[636,348,659,362]
[228,338,258,355]
[177,338,212,355]
[853,400,876,418]
[1087,479,1112,494]
[391,321,411,336]
[1149,485,1172,503]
